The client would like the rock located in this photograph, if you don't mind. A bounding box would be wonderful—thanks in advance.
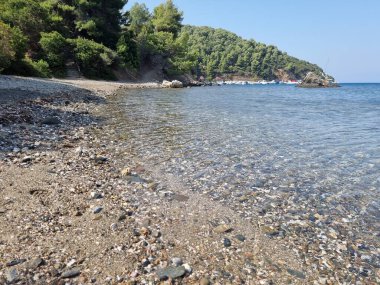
[90,192,103,199]
[161,80,184,88]
[6,258,26,267]
[92,206,103,214]
[118,212,127,221]
[5,268,19,283]
[157,266,186,280]
[223,238,232,247]
[199,277,210,285]
[61,268,81,278]
[235,234,246,242]
[171,80,183,88]
[121,167,131,176]
[183,263,192,274]
[21,156,32,163]
[152,229,161,238]
[26,258,44,269]
[42,116,61,125]
[171,257,183,266]
[94,156,108,164]
[297,72,339,88]
[162,80,172,88]
[286,268,306,279]
[214,224,232,234]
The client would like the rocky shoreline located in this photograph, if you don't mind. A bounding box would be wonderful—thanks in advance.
[0,76,378,284]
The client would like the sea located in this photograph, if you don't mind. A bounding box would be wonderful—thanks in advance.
[114,83,379,262]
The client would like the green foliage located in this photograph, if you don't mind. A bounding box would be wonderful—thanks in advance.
[0,0,49,44]
[69,37,117,79]
[0,21,27,72]
[7,57,51,77]
[0,21,16,71]
[0,0,328,81]
[129,3,151,36]
[39,31,67,73]
[152,0,183,37]
[25,58,51,77]
[117,31,139,69]
[74,0,127,48]
[183,25,325,80]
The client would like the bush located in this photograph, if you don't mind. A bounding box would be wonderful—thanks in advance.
[6,57,51,77]
[0,21,27,72]
[39,31,67,74]
[68,37,117,79]
[116,32,139,69]
[0,21,15,71]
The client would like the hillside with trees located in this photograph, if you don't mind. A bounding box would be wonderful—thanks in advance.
[0,0,328,81]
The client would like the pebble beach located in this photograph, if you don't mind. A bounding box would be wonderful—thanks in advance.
[0,76,379,285]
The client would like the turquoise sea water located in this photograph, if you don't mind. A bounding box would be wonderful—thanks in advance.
[117,84,380,242]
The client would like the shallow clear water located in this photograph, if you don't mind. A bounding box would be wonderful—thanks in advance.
[117,84,380,237]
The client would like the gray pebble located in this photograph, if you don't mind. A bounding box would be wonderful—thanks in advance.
[157,265,186,280]
[61,268,81,278]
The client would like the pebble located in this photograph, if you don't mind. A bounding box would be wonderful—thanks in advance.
[90,192,103,199]
[21,156,32,163]
[26,258,44,269]
[235,234,246,242]
[171,257,183,266]
[152,229,161,238]
[183,263,192,274]
[6,268,19,283]
[61,268,81,278]
[6,258,26,267]
[92,206,103,214]
[214,224,232,233]
[224,238,232,247]
[286,268,306,279]
[157,266,186,280]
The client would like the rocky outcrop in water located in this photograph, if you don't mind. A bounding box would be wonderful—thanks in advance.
[297,72,340,88]
[161,80,184,88]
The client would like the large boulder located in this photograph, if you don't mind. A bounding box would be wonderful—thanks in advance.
[161,80,184,88]
[297,72,339,88]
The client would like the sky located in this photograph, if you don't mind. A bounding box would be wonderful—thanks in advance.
[125,0,380,83]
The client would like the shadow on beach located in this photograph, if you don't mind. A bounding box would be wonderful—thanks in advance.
[0,77,106,154]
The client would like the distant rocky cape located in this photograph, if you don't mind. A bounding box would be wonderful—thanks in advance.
[297,72,340,88]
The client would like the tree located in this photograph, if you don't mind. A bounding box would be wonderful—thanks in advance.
[74,0,127,49]
[0,21,16,71]
[39,31,68,74]
[152,0,183,37]
[0,0,48,45]
[128,3,151,36]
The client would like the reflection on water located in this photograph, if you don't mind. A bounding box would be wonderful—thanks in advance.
[115,84,380,238]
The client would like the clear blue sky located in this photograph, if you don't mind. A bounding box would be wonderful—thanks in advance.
[125,0,380,83]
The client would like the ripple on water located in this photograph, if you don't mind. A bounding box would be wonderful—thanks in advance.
[115,84,380,246]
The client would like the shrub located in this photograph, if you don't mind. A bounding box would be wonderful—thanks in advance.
[39,31,67,74]
[0,21,15,71]
[0,21,27,72]
[6,57,51,77]
[68,37,117,79]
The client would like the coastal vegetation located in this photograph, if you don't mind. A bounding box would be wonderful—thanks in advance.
[0,0,327,81]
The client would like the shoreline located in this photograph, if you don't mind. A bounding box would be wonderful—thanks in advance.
[1,76,378,284]
[0,76,305,284]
